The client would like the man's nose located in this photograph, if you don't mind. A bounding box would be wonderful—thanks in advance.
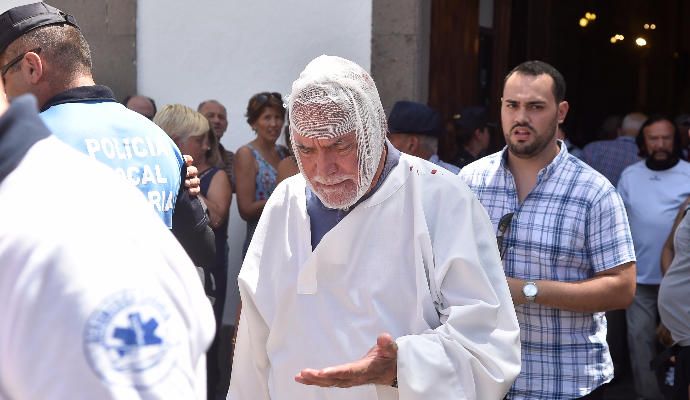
[514,107,529,124]
[315,151,336,176]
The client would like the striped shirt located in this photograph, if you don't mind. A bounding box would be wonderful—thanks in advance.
[583,136,640,186]
[460,142,636,399]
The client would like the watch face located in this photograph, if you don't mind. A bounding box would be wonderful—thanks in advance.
[523,283,538,297]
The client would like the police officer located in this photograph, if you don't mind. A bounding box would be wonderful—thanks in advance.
[0,2,216,286]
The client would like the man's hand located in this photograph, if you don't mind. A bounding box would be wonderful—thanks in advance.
[183,155,200,197]
[295,333,398,388]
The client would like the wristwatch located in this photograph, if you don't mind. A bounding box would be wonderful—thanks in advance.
[522,281,538,303]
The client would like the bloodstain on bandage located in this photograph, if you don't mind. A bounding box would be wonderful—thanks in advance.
[431,169,437,174]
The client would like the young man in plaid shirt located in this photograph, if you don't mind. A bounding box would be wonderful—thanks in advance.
[460,60,637,399]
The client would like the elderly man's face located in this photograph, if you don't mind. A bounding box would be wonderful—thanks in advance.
[292,131,359,208]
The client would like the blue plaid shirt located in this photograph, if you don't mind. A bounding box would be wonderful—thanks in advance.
[583,136,640,187]
[460,142,636,399]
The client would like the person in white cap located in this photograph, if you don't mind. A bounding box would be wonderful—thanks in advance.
[228,55,520,400]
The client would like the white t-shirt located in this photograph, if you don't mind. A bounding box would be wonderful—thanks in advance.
[0,137,215,399]
[618,160,690,284]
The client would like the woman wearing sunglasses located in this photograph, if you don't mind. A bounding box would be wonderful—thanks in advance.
[235,92,290,257]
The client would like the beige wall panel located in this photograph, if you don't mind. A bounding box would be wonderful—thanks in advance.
[50,0,137,100]
[372,0,430,113]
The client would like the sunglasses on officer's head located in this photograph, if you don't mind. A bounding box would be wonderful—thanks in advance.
[0,48,42,78]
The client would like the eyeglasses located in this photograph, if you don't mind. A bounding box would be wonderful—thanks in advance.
[1,48,42,78]
[496,212,514,260]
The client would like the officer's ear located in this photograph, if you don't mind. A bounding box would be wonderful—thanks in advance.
[21,51,44,85]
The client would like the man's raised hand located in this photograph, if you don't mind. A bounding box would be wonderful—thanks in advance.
[295,333,398,388]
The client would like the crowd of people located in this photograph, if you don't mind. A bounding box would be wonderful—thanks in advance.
[1,2,690,400]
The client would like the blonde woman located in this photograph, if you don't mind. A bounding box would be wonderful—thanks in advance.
[155,103,232,284]
[155,104,232,300]
[155,104,232,237]
[154,104,232,397]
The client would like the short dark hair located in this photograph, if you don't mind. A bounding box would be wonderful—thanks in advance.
[6,24,91,78]
[504,60,566,103]
[245,92,285,125]
[636,114,683,158]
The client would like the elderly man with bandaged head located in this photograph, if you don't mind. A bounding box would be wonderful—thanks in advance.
[227,55,521,400]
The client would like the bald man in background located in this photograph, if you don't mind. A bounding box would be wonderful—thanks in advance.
[124,94,157,120]
[199,99,235,185]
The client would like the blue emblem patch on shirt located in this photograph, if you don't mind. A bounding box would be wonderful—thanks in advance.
[83,290,177,388]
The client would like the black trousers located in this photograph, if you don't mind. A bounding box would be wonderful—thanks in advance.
[578,384,605,399]
[673,346,690,400]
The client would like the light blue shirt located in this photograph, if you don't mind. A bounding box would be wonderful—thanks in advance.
[583,136,640,186]
[429,154,460,174]
[42,101,183,228]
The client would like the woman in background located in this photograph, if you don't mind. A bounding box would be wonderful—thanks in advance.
[156,105,232,271]
[154,104,232,400]
[234,92,289,256]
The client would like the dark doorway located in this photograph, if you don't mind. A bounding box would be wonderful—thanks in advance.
[429,0,690,155]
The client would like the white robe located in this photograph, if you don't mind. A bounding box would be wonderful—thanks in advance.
[228,154,520,400]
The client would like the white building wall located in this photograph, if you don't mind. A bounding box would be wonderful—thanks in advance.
[137,0,372,323]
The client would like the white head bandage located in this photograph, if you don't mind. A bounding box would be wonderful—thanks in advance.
[287,55,387,209]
